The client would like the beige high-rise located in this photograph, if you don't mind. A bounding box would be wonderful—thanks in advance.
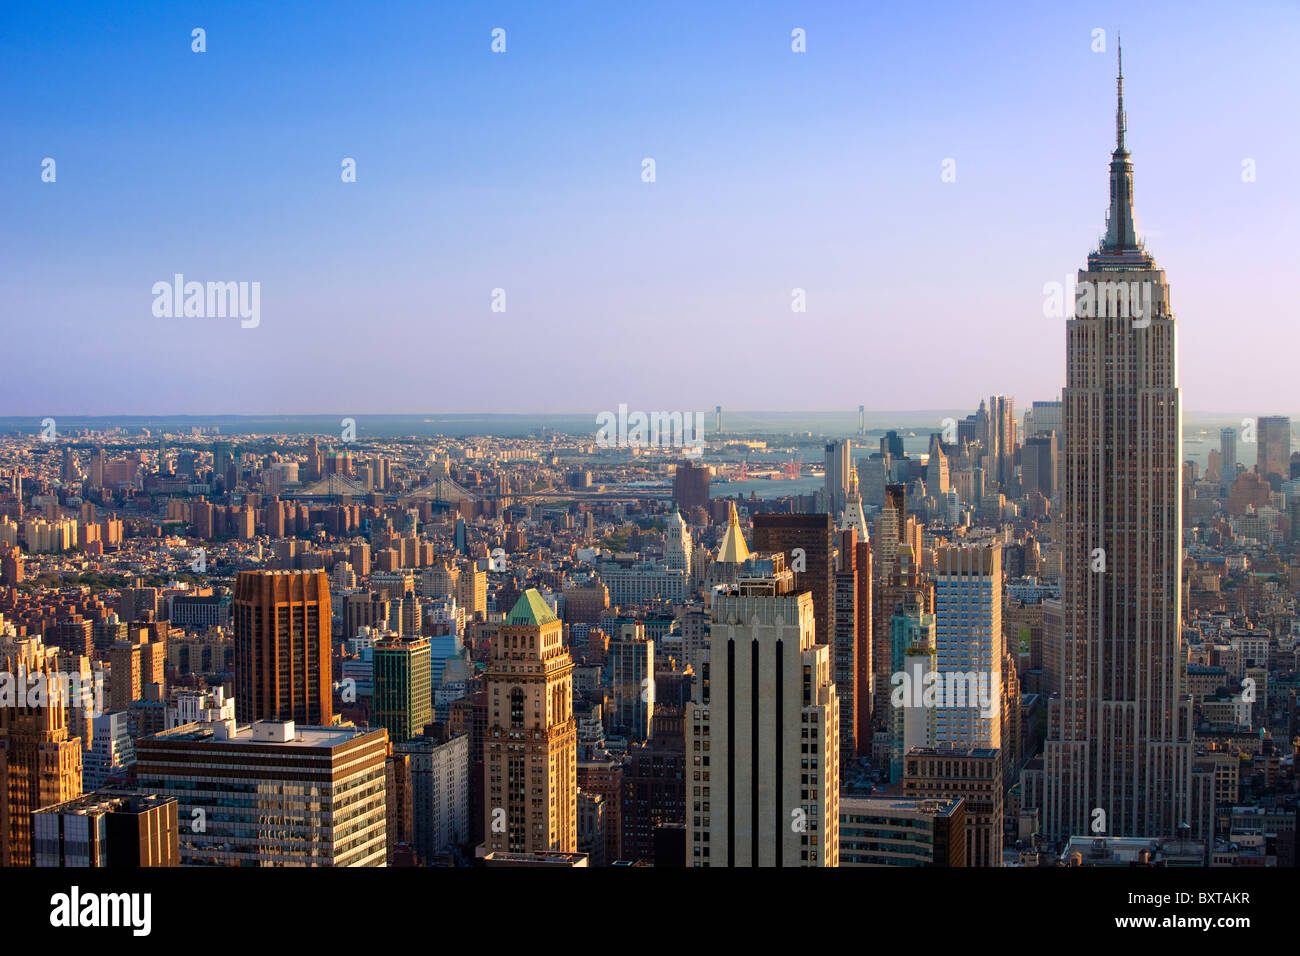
[1044,46,1194,843]
[456,564,487,619]
[688,565,840,866]
[482,590,577,855]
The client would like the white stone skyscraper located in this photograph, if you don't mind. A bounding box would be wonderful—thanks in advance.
[1043,44,1195,844]
[665,505,692,575]
[688,564,840,866]
[838,467,871,542]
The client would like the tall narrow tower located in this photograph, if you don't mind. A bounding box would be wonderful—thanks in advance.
[1043,44,1194,843]
[482,590,577,855]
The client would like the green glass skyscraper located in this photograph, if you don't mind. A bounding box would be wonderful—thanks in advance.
[374,636,432,744]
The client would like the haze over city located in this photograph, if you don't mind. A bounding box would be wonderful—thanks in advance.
[0,1,1294,935]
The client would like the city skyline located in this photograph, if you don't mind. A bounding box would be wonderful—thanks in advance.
[3,2,1298,415]
[2,0,1296,908]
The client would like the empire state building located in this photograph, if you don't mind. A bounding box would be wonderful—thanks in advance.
[1043,45,1196,844]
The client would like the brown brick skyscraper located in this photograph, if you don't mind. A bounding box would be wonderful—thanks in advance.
[752,513,834,645]
[233,570,333,725]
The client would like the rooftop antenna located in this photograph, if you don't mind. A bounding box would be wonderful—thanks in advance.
[1116,32,1127,151]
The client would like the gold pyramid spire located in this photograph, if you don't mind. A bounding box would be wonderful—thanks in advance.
[716,501,750,564]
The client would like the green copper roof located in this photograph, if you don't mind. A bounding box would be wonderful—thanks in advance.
[507,588,558,626]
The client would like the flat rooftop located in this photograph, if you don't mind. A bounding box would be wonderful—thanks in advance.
[146,721,378,749]
[841,795,962,818]
[35,791,175,816]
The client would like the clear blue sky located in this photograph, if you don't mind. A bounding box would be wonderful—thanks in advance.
[2,0,1297,416]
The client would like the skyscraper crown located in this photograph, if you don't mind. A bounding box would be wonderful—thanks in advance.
[1100,36,1140,254]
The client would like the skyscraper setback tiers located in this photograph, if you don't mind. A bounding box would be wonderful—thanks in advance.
[1043,45,1196,843]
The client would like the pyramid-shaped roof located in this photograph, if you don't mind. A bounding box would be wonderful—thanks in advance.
[716,502,750,564]
[507,588,558,626]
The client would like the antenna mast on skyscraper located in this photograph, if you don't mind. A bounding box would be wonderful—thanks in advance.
[1116,32,1126,151]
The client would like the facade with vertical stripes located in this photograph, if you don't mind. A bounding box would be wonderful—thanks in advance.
[688,565,839,866]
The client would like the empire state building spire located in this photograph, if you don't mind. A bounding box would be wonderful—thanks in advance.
[1044,42,1195,847]
[1101,37,1139,253]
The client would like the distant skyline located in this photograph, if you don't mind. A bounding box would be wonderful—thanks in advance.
[3,1,1298,414]
[0,410,1266,473]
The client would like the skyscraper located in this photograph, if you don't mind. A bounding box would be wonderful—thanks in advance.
[394,727,471,863]
[824,439,852,516]
[1044,46,1195,844]
[833,528,860,759]
[233,569,333,726]
[925,434,950,496]
[838,467,871,542]
[373,636,433,744]
[889,593,936,783]
[988,395,1017,488]
[482,590,577,855]
[0,639,85,867]
[932,544,1002,751]
[1257,416,1290,485]
[1020,434,1057,498]
[753,512,835,646]
[853,532,874,750]
[664,505,693,575]
[455,563,487,618]
[872,484,929,720]
[609,622,655,742]
[212,442,232,488]
[688,564,840,866]
[672,461,711,513]
[89,448,105,489]
[1219,426,1237,491]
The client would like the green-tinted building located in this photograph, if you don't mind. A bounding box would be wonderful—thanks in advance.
[889,593,936,784]
[374,636,432,744]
